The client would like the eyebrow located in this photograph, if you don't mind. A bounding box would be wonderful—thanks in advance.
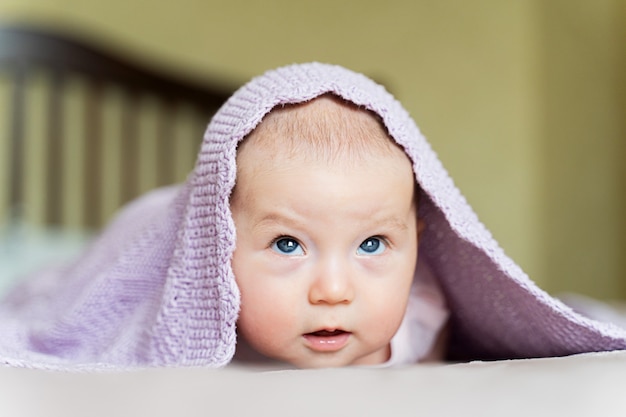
[251,212,304,232]
[252,211,410,232]
[367,214,409,232]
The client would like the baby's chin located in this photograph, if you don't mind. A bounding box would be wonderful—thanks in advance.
[281,347,391,369]
[286,356,383,370]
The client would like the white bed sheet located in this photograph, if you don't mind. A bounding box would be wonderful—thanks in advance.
[0,351,625,417]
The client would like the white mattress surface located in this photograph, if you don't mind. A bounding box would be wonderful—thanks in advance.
[0,351,625,417]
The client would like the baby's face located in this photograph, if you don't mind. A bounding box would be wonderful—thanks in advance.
[230,98,418,368]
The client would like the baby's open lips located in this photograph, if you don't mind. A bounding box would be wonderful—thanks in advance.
[303,329,351,352]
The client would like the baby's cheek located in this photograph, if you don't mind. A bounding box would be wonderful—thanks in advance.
[239,282,296,332]
[238,294,298,356]
[366,291,410,337]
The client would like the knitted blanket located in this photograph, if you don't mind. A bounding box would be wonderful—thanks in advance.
[1,62,625,370]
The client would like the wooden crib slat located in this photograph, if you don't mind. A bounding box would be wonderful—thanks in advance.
[45,70,64,225]
[120,91,139,207]
[22,73,51,227]
[172,103,200,184]
[7,70,25,222]
[83,80,103,229]
[0,73,12,225]
[61,76,87,229]
[156,99,175,188]
[136,94,160,196]
[99,85,124,225]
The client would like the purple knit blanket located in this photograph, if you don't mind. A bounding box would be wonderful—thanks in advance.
[1,63,625,370]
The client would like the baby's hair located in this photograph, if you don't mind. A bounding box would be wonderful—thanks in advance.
[237,93,407,168]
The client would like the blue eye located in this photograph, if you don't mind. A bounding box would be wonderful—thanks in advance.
[357,237,386,255]
[271,237,304,256]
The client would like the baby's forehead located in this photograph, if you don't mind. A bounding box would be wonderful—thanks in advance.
[237,94,405,166]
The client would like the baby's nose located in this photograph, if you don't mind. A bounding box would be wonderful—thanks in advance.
[308,259,354,305]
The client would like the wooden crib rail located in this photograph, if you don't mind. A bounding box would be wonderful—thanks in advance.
[0,24,235,229]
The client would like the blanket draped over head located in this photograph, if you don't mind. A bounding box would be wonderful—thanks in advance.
[1,62,625,370]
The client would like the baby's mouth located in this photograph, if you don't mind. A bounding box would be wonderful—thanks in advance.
[307,329,347,337]
[303,329,351,352]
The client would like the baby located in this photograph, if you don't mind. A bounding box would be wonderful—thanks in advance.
[230,95,448,368]
[0,62,623,370]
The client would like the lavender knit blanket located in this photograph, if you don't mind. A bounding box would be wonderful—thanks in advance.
[1,63,625,370]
